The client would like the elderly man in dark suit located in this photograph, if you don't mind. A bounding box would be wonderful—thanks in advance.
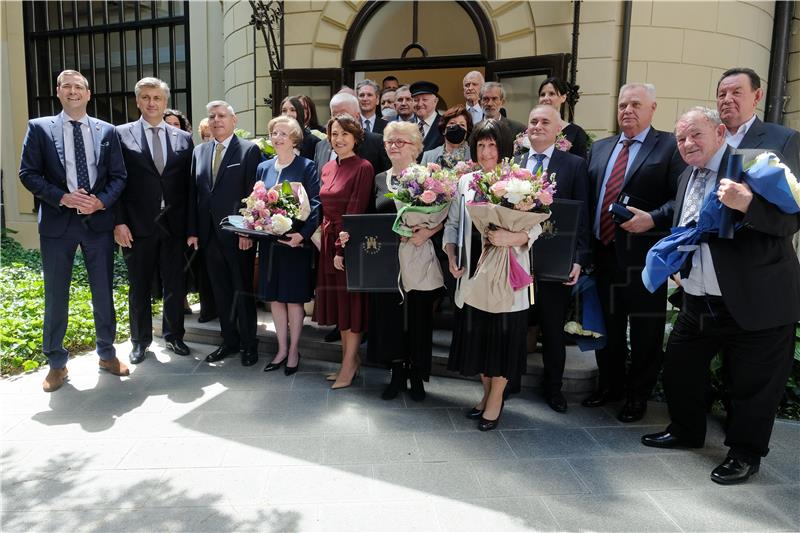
[115,77,194,364]
[19,69,129,392]
[410,81,445,153]
[480,82,526,142]
[584,83,686,422]
[515,105,591,413]
[642,107,800,485]
[187,101,261,366]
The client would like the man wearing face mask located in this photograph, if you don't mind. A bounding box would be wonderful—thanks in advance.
[420,105,474,168]
[380,88,398,122]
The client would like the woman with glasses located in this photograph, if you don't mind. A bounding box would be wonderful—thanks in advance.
[257,116,321,375]
[421,105,473,169]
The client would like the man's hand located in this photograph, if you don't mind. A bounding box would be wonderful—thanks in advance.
[60,189,102,213]
[114,224,134,248]
[563,263,581,286]
[333,255,345,271]
[238,236,253,250]
[619,206,655,233]
[717,178,753,213]
[280,232,304,248]
[187,236,199,250]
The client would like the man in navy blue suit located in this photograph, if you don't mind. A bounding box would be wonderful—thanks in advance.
[187,101,261,366]
[583,83,686,422]
[115,77,194,364]
[19,69,129,392]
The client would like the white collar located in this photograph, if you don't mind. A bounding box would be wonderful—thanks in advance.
[60,111,89,125]
[139,117,168,131]
[215,134,234,149]
[726,113,757,137]
[530,144,555,160]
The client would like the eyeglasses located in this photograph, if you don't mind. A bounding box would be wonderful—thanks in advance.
[384,139,412,148]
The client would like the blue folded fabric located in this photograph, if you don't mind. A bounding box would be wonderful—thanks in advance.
[566,275,607,352]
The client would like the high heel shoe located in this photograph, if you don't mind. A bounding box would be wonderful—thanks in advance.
[478,401,504,432]
[331,366,360,390]
[465,407,484,420]
[284,353,300,376]
[263,356,287,372]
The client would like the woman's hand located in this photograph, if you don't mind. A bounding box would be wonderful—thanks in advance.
[448,255,465,279]
[238,236,253,250]
[280,232,304,248]
[563,263,581,286]
[486,228,527,247]
[333,255,345,271]
[338,231,350,247]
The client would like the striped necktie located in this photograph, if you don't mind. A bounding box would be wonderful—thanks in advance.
[599,139,634,245]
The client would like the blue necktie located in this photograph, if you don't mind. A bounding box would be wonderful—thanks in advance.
[70,120,91,191]
[532,153,546,175]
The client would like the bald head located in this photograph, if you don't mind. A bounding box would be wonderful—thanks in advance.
[527,105,562,152]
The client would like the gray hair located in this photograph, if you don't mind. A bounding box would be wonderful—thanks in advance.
[619,82,657,101]
[356,79,380,95]
[463,70,484,84]
[395,85,412,96]
[56,69,90,90]
[206,100,236,115]
[480,81,505,101]
[134,77,170,99]
[676,106,723,129]
[329,92,359,114]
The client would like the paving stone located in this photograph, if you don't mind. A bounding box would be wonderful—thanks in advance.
[567,455,691,493]
[221,435,326,467]
[328,387,407,410]
[263,464,374,504]
[657,449,792,488]
[761,443,800,484]
[322,433,419,465]
[469,458,589,497]
[367,407,455,433]
[316,500,439,531]
[117,437,230,469]
[372,462,482,501]
[502,428,605,459]
[587,425,699,455]
[415,431,515,461]
[156,467,271,506]
[434,497,559,532]
[542,492,681,531]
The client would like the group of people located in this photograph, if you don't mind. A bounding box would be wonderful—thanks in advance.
[18,65,799,486]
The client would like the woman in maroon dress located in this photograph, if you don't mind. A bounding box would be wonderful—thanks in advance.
[313,114,374,389]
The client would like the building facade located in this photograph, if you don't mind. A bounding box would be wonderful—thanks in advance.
[2,0,798,248]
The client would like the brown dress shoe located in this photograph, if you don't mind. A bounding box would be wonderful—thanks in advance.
[42,368,68,393]
[99,357,130,376]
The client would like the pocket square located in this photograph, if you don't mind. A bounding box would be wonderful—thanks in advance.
[227,163,241,168]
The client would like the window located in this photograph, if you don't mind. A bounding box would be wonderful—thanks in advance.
[23,1,191,125]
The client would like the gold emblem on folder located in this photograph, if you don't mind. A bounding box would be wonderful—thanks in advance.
[540,219,557,239]
[362,235,381,254]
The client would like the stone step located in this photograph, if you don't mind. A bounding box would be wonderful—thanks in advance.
[159,308,598,393]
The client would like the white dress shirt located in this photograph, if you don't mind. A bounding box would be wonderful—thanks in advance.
[466,104,483,125]
[725,113,757,149]
[140,117,169,165]
[61,111,97,192]
[525,144,555,173]
[418,111,438,138]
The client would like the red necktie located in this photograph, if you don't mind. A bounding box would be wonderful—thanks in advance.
[599,139,633,245]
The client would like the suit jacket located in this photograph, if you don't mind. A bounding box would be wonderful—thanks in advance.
[588,127,686,268]
[187,135,261,247]
[421,113,445,153]
[500,116,527,139]
[254,156,321,242]
[19,114,127,238]
[517,149,591,267]
[718,117,800,178]
[366,116,387,135]
[115,121,194,239]
[313,130,390,175]
[672,164,800,330]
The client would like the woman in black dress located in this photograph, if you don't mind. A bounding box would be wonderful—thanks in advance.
[280,96,321,161]
[257,116,321,375]
[538,77,590,159]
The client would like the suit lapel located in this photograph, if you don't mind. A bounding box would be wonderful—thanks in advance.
[137,121,160,174]
[50,115,66,170]
[593,138,616,199]
[624,128,657,187]
[87,117,103,165]
[211,136,238,190]
[166,125,179,165]
[738,117,766,149]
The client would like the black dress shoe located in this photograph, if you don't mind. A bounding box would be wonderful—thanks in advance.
[284,354,299,376]
[381,362,407,400]
[710,456,759,485]
[407,366,425,402]
[324,328,341,342]
[241,347,259,367]
[263,357,286,372]
[197,314,217,323]
[641,430,697,449]
[618,399,647,423]
[478,402,504,431]
[129,344,147,365]
[205,345,238,363]
[581,389,624,408]
[545,392,568,413]
[465,407,483,420]
[165,338,190,356]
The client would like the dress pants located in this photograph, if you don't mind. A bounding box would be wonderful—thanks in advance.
[594,242,667,400]
[40,215,116,368]
[203,230,257,350]
[123,231,186,346]
[535,280,573,396]
[664,294,794,461]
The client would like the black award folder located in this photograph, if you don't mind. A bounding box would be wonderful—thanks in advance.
[531,198,582,282]
[342,213,400,292]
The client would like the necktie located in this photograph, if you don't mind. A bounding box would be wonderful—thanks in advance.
[70,120,91,191]
[418,119,426,137]
[150,126,165,174]
[364,119,371,132]
[599,139,634,245]
[211,142,225,186]
[531,153,546,175]
[679,168,710,227]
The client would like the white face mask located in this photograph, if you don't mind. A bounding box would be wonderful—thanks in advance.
[382,107,398,121]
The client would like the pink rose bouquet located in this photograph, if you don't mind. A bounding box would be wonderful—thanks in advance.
[239,180,310,236]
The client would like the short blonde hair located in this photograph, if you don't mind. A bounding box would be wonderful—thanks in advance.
[268,115,304,148]
[197,117,211,140]
[383,121,423,159]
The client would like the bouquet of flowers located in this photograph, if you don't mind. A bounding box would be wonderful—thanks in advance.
[238,180,311,236]
[384,163,459,292]
[460,159,556,313]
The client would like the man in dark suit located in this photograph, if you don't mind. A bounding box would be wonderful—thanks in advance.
[115,77,194,364]
[313,92,390,174]
[480,82,526,139]
[584,83,686,422]
[393,86,416,122]
[515,105,591,413]
[642,107,800,485]
[187,101,261,366]
[410,81,444,153]
[356,79,387,134]
[19,69,129,392]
